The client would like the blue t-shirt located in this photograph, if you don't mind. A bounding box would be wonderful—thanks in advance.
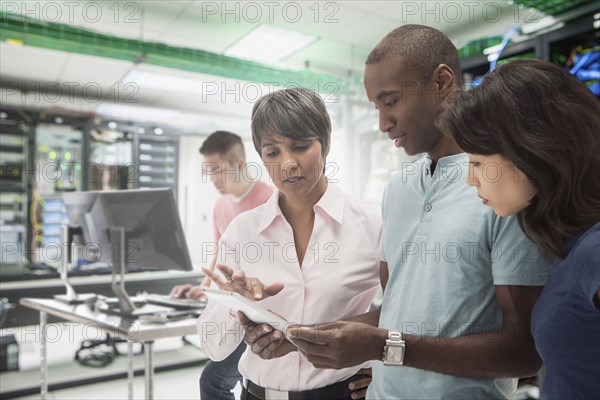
[368,154,552,400]
[531,223,600,399]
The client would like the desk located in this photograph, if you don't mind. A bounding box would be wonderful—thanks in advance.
[20,298,200,400]
[1,270,204,327]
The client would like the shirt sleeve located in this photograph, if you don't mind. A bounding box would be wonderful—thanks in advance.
[573,226,600,309]
[490,215,553,286]
[374,214,383,264]
[196,222,244,361]
[379,187,388,263]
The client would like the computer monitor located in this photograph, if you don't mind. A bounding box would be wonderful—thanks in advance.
[62,188,193,315]
[63,190,97,247]
[63,188,192,272]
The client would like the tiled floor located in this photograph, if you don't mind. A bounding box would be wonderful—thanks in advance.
[3,324,241,400]
[12,364,242,400]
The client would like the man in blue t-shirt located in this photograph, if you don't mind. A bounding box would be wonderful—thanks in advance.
[281,25,553,399]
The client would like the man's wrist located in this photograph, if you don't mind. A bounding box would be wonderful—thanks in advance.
[368,327,390,361]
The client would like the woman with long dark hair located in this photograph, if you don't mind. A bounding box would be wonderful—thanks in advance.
[439,58,600,399]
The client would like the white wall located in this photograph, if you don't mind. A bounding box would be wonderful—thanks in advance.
[177,135,217,269]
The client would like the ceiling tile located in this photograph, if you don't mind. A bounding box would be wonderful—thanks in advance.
[328,15,398,50]
[180,1,366,52]
[284,38,370,74]
[34,1,192,42]
[59,53,133,88]
[0,43,67,83]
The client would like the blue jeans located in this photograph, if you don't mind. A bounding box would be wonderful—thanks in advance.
[200,342,246,399]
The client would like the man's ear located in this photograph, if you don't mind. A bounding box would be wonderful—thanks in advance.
[433,64,456,98]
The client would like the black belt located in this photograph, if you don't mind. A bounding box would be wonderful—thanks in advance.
[242,376,355,400]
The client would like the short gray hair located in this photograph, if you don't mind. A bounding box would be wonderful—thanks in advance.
[251,87,331,158]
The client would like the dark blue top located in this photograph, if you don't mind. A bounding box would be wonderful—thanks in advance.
[531,223,600,399]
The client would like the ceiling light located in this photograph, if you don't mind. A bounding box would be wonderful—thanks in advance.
[54,117,63,124]
[483,44,504,56]
[487,53,500,63]
[122,70,205,94]
[96,104,214,132]
[107,121,118,129]
[0,112,7,119]
[521,16,561,35]
[96,104,180,122]
[224,25,318,64]
[154,128,163,135]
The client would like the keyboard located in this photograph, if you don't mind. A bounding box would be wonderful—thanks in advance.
[144,294,207,310]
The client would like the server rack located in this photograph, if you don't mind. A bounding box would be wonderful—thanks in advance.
[0,109,33,265]
[136,135,179,195]
[460,10,599,90]
[1,110,183,269]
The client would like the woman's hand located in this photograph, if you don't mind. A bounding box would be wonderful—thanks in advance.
[240,312,372,398]
[201,264,284,300]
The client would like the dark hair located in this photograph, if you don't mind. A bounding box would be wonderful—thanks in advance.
[251,87,331,158]
[199,130,245,163]
[366,24,462,86]
[438,59,600,258]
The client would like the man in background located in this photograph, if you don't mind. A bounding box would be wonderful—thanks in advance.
[171,130,273,399]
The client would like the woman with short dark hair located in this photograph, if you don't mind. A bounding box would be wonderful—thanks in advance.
[198,87,381,400]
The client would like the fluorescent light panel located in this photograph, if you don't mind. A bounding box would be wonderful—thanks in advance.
[521,16,560,35]
[224,25,318,64]
[483,44,503,56]
[95,103,216,132]
[122,70,204,94]
[96,103,180,121]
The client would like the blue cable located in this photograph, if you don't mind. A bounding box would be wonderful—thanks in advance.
[490,26,520,71]
[569,51,594,75]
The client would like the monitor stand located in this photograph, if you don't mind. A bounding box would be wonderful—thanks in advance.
[54,225,97,305]
[105,227,171,317]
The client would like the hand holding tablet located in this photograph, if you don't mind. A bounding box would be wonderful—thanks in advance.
[202,288,290,333]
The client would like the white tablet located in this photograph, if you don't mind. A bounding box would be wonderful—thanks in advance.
[202,288,289,332]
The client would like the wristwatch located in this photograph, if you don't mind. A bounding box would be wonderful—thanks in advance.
[383,330,405,365]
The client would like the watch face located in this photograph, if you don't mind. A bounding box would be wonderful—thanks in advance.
[387,346,405,364]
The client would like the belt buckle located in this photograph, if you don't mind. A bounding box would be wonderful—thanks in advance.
[264,387,289,400]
